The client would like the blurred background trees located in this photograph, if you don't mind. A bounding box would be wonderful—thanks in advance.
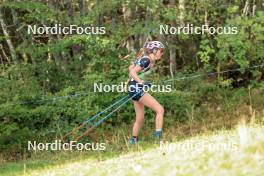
[0,0,263,158]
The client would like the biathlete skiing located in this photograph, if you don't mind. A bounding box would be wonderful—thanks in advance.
[128,41,165,144]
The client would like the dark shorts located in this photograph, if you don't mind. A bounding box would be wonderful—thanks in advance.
[128,80,145,101]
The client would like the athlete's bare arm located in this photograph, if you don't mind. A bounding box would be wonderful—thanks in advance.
[128,62,135,72]
[129,65,143,83]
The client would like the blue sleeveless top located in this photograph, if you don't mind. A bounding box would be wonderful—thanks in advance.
[131,56,151,80]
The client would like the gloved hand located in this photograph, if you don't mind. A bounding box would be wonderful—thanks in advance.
[142,82,152,91]
[143,82,152,88]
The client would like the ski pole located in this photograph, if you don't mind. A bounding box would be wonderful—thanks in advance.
[61,94,130,140]
[72,92,139,142]
[82,94,130,124]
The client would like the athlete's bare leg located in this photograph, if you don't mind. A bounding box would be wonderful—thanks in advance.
[132,101,145,137]
[139,93,164,130]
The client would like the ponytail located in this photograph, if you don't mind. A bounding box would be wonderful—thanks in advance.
[135,48,144,59]
[135,39,154,59]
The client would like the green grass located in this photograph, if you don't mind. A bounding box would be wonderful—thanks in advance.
[1,122,264,176]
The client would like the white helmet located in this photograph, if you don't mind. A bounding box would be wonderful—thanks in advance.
[145,41,165,51]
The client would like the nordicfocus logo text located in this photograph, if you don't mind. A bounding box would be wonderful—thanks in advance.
[160,24,238,35]
[93,82,172,93]
[28,140,106,151]
[27,24,105,35]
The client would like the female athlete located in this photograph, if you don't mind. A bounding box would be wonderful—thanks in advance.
[128,41,165,144]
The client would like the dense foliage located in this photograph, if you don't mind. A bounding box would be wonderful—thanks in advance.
[0,0,263,158]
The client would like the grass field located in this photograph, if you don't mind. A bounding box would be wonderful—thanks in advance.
[1,119,264,176]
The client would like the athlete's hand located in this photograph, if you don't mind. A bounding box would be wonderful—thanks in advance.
[143,82,152,89]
